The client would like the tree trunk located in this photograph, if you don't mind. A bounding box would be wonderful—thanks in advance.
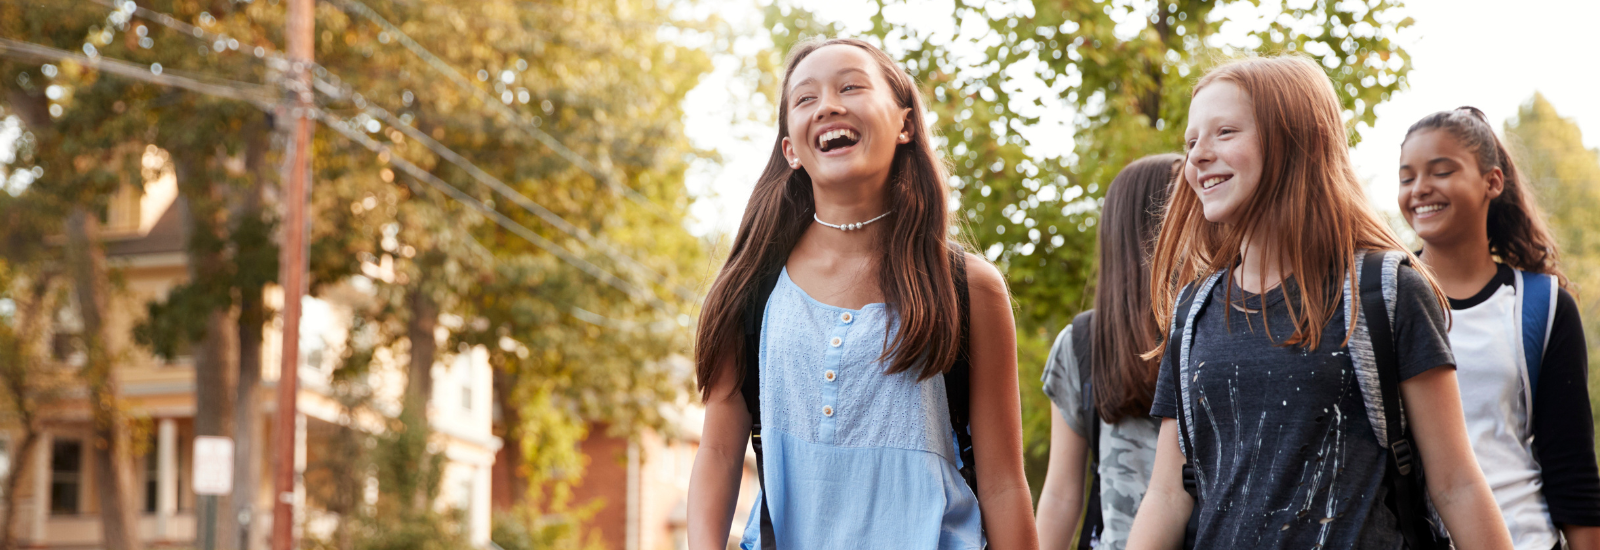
[405,287,438,413]
[403,286,439,513]
[231,288,262,550]
[492,364,528,505]
[0,274,53,550]
[229,120,272,550]
[0,431,41,550]
[1140,2,1173,127]
[65,208,144,550]
[173,153,238,547]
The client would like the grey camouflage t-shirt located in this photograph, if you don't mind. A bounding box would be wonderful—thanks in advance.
[1150,266,1453,550]
[1041,325,1161,550]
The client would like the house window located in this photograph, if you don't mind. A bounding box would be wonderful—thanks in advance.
[50,332,80,362]
[50,439,82,515]
[145,435,158,513]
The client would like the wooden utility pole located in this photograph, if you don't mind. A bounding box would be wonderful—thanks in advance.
[272,0,313,548]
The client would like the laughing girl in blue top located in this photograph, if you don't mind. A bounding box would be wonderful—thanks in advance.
[685,37,1038,550]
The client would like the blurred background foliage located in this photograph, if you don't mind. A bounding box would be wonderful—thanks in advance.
[2,1,1598,547]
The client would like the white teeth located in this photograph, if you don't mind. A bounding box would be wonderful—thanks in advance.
[1202,176,1227,189]
[1415,204,1445,214]
[817,128,860,149]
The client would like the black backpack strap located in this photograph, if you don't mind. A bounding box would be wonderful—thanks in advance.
[944,248,979,496]
[1070,310,1102,550]
[743,268,783,550]
[1359,251,1449,550]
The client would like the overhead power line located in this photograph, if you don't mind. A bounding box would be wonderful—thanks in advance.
[106,0,703,306]
[312,84,702,303]
[312,108,677,315]
[0,35,668,325]
[0,37,277,107]
[326,0,676,215]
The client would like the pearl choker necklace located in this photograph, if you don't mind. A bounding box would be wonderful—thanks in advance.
[814,211,894,231]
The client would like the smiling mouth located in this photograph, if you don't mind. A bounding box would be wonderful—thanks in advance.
[1201,175,1232,189]
[818,129,860,153]
[1414,203,1447,217]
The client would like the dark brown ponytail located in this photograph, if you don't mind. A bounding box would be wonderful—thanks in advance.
[1404,106,1567,287]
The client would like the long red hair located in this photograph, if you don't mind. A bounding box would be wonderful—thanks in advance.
[1148,55,1446,351]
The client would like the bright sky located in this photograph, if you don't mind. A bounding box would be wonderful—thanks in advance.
[682,0,1600,242]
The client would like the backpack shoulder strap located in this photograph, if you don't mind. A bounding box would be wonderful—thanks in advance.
[1357,249,1450,550]
[943,247,980,496]
[742,267,783,550]
[1358,250,1410,464]
[1516,269,1556,410]
[1069,310,1103,550]
[1164,276,1214,550]
[1070,310,1096,434]
[1170,271,1224,466]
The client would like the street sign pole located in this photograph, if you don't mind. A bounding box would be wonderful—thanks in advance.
[202,496,217,550]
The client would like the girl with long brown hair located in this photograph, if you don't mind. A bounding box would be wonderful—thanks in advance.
[685,37,1037,550]
[1399,107,1600,549]
[1125,56,1512,550]
[1037,153,1180,550]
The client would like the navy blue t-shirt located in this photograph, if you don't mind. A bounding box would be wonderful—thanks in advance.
[1151,265,1454,549]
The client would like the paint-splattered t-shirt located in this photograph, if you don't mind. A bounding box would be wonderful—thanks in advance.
[1150,265,1453,550]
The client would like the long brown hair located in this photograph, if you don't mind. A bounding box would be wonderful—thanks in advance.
[1148,55,1447,352]
[695,37,964,400]
[1092,153,1180,423]
[1404,106,1567,287]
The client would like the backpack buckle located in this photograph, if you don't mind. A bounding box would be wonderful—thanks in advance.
[1392,439,1414,476]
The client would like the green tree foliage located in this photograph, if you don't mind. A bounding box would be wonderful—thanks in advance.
[762,0,1414,493]
[4,0,721,544]
[1502,94,1600,463]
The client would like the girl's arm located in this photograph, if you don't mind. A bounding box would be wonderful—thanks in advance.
[964,255,1041,550]
[1565,526,1600,550]
[687,358,753,550]
[1532,290,1600,534]
[1125,418,1191,550]
[1400,366,1513,550]
[1036,403,1091,548]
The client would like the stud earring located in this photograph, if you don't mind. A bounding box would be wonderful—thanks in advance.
[791,161,800,169]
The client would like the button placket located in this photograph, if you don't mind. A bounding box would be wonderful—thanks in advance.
[817,308,853,444]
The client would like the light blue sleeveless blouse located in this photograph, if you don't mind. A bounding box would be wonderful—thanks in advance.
[740,268,985,549]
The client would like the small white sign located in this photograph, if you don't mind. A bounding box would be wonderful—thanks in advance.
[192,436,234,496]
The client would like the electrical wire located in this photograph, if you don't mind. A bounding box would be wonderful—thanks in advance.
[313,84,702,303]
[102,0,703,305]
[0,37,278,107]
[0,35,668,327]
[312,108,678,315]
[326,0,677,217]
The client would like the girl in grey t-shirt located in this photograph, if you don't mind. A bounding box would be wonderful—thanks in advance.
[1037,153,1179,550]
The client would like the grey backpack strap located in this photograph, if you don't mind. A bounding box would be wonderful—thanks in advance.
[1355,250,1451,550]
[1163,273,1220,550]
[1175,270,1226,465]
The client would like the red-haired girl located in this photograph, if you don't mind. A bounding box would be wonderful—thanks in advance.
[1127,56,1512,550]
[1399,106,1600,550]
[685,37,1037,550]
